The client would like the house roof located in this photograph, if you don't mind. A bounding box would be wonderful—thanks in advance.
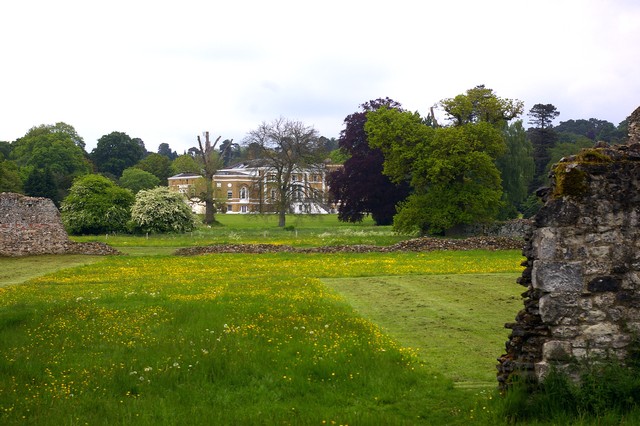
[168,172,202,180]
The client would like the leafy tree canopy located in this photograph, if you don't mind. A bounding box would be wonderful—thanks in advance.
[11,123,91,177]
[91,131,146,178]
[171,154,200,175]
[0,159,23,193]
[60,174,134,235]
[135,153,172,185]
[23,168,57,202]
[328,98,410,225]
[119,167,160,193]
[10,123,92,203]
[366,102,508,234]
[440,85,524,127]
[0,141,12,159]
[130,186,196,234]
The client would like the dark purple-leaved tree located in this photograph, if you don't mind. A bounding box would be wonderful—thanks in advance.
[328,98,410,225]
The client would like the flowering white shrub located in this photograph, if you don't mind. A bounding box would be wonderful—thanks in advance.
[131,186,197,233]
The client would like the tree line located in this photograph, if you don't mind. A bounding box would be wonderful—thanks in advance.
[0,85,630,235]
[328,86,629,234]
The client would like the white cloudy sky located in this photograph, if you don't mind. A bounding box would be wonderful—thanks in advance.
[1,0,638,153]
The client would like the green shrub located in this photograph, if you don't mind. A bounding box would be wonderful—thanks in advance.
[61,174,134,235]
[130,186,196,233]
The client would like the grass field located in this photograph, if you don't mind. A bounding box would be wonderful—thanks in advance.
[71,214,406,253]
[0,236,526,425]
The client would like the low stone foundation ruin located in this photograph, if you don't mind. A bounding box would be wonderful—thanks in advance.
[498,107,640,387]
[0,192,120,256]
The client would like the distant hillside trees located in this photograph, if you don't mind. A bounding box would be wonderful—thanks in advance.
[496,120,535,218]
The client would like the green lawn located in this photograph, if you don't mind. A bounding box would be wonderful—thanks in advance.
[71,214,406,252]
[0,250,524,425]
[323,273,522,387]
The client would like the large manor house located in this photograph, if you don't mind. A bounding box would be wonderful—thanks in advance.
[168,161,341,215]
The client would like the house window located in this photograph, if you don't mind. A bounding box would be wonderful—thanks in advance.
[270,189,276,200]
[216,182,222,188]
[227,191,232,199]
[241,205,247,213]
[227,205,232,212]
[240,187,247,200]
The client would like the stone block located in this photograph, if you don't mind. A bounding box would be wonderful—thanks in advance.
[583,323,619,345]
[542,340,573,361]
[532,261,584,293]
[539,293,579,324]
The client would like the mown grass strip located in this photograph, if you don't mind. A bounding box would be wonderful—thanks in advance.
[323,273,523,386]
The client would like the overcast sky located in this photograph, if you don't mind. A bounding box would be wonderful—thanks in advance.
[1,0,638,153]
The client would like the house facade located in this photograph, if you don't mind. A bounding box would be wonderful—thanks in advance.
[168,162,341,214]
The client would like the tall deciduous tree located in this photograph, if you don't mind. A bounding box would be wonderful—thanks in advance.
[328,98,410,225]
[91,131,146,178]
[367,108,506,234]
[192,132,226,225]
[244,117,327,227]
[366,86,521,234]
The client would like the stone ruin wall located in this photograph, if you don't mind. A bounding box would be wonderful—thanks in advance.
[498,106,640,386]
[0,192,119,256]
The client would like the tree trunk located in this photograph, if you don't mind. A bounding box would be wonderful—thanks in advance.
[204,200,215,225]
[203,182,216,225]
[278,210,286,227]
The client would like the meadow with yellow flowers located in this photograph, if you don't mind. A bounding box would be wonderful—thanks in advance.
[0,216,525,425]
